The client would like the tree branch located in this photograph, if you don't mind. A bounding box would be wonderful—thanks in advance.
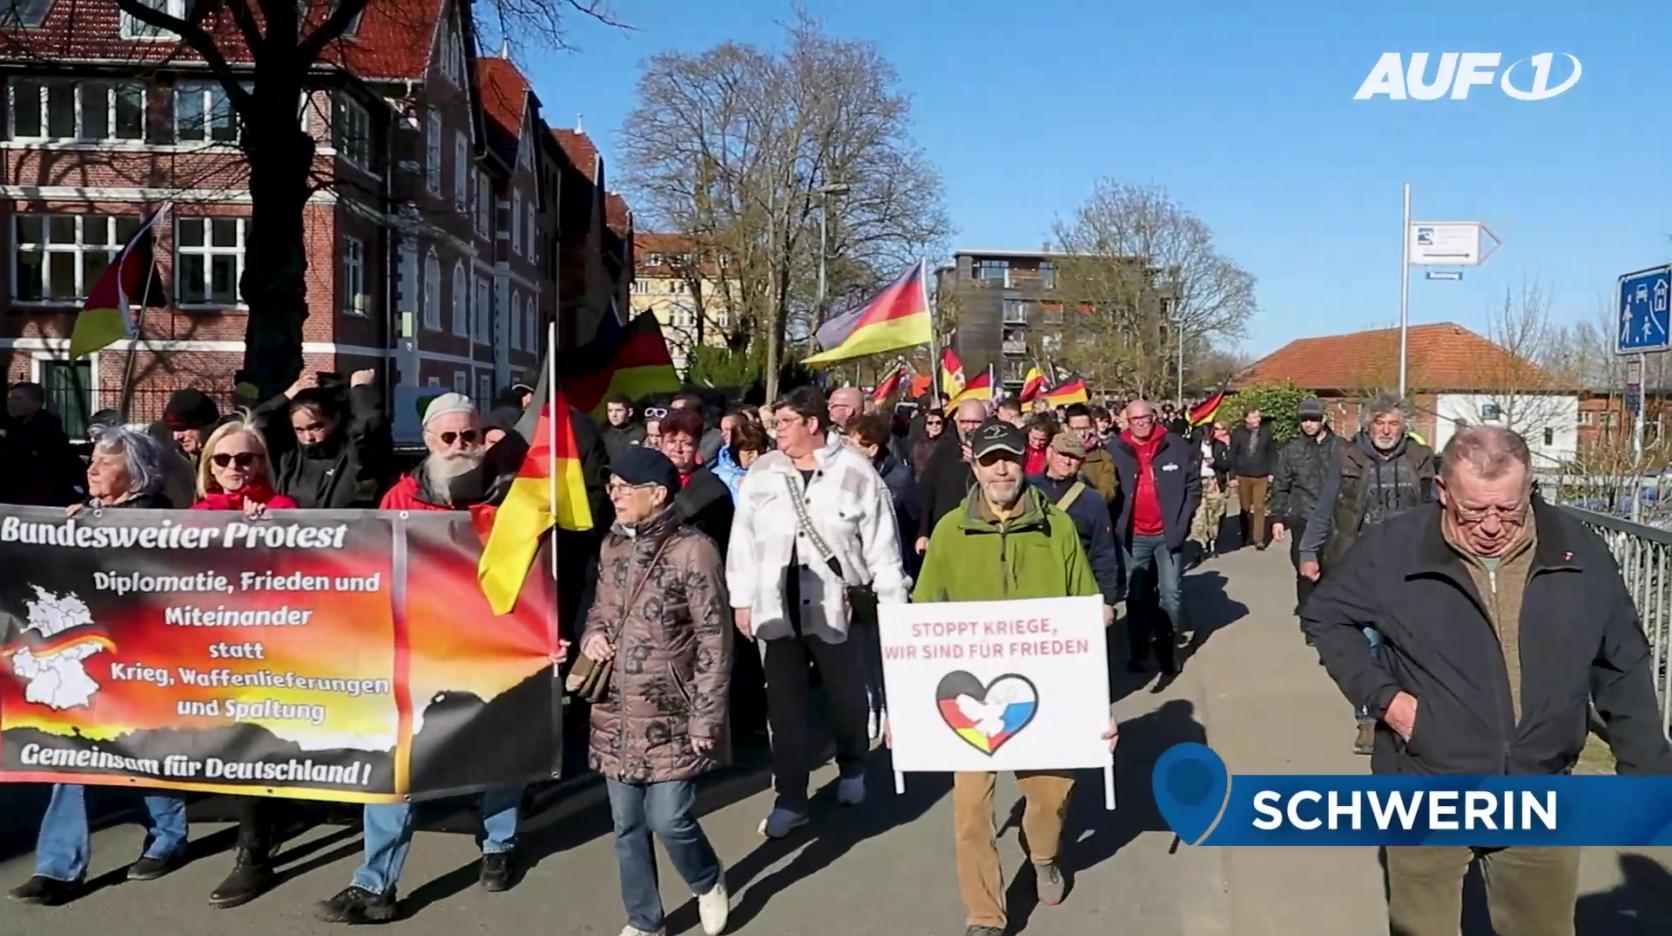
[112,0,253,112]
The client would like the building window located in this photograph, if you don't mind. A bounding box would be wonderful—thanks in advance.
[1039,261,1057,290]
[976,259,1010,285]
[425,111,442,194]
[438,24,465,86]
[422,251,441,330]
[1041,332,1063,354]
[525,201,536,261]
[645,253,663,267]
[175,217,245,306]
[1003,298,1030,325]
[475,169,491,236]
[450,261,467,336]
[1543,427,1555,446]
[452,370,467,395]
[1600,412,1615,429]
[335,93,373,170]
[120,0,187,39]
[669,279,688,295]
[474,275,490,343]
[10,79,144,142]
[1,0,53,28]
[477,373,491,407]
[426,375,441,389]
[453,132,468,211]
[510,190,523,256]
[509,290,521,350]
[12,214,140,302]
[631,280,650,295]
[175,81,238,143]
[1040,302,1065,325]
[528,303,540,351]
[342,236,366,315]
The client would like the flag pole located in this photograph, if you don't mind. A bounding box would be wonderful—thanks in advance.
[115,204,167,424]
[926,258,941,405]
[546,319,562,664]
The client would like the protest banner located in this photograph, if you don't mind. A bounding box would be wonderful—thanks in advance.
[880,595,1113,805]
[0,506,559,803]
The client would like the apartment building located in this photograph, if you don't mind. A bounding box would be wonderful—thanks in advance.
[628,232,732,376]
[934,250,1067,392]
[0,0,627,438]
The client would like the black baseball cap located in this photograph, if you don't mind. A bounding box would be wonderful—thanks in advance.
[609,446,681,496]
[969,419,1025,459]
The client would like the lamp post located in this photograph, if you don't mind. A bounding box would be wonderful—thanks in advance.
[815,182,851,317]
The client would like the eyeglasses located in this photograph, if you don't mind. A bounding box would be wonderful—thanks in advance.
[643,406,669,419]
[211,451,262,469]
[606,479,657,496]
[1454,502,1529,525]
[435,430,478,446]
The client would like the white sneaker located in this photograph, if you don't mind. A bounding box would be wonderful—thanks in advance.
[697,870,729,935]
[618,926,665,936]
[867,708,882,741]
[757,807,808,839]
[837,774,866,807]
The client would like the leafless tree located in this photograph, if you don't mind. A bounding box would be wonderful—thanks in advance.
[621,11,949,400]
[1470,280,1579,442]
[1050,180,1256,399]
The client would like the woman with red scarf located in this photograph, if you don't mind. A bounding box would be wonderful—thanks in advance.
[188,416,296,907]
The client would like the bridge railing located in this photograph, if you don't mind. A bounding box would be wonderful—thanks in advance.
[1557,504,1672,738]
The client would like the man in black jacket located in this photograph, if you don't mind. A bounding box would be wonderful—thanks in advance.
[599,392,646,464]
[1027,431,1121,626]
[1303,425,1672,935]
[914,399,985,555]
[1229,406,1276,549]
[1108,399,1200,674]
[1269,398,1341,612]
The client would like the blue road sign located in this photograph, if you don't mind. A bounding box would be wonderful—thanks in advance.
[1618,265,1672,355]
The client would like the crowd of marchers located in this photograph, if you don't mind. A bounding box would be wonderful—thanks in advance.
[1,374,1668,936]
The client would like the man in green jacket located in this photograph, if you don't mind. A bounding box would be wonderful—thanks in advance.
[915,419,1102,936]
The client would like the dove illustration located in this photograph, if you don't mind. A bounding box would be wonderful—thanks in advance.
[955,693,1007,738]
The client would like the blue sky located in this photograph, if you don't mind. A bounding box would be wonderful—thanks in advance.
[522,1,1671,357]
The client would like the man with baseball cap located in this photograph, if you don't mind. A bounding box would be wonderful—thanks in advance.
[1026,431,1121,625]
[1270,397,1343,614]
[161,387,220,462]
[916,419,1105,936]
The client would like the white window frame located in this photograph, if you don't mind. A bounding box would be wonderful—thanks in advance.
[509,190,523,255]
[11,213,140,305]
[426,375,442,389]
[425,111,441,194]
[526,302,539,352]
[475,169,491,236]
[477,373,492,407]
[450,260,468,337]
[174,81,239,143]
[341,236,366,316]
[336,92,373,171]
[121,0,185,40]
[452,370,467,395]
[421,251,441,330]
[174,216,247,308]
[9,78,145,142]
[525,200,536,261]
[509,289,521,350]
[453,132,468,211]
[474,275,491,344]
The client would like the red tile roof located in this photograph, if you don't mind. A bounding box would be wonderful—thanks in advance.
[476,57,529,167]
[1240,322,1557,393]
[552,129,599,179]
[605,192,629,237]
[331,0,446,81]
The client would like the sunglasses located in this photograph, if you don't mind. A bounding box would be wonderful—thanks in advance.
[211,451,262,469]
[643,406,669,419]
[437,430,478,446]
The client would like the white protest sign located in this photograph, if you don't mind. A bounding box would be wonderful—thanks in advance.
[881,595,1111,774]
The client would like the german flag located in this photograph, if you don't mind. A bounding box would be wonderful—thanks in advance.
[870,366,905,403]
[70,206,167,360]
[559,310,682,417]
[940,345,967,399]
[1188,380,1230,427]
[1019,366,1046,403]
[474,348,594,615]
[803,260,931,366]
[1040,376,1089,407]
[947,367,993,407]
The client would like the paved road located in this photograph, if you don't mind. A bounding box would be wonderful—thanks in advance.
[3,546,1670,935]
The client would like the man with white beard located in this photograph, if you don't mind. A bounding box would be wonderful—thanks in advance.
[315,393,524,923]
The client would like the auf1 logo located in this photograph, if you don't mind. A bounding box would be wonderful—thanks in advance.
[1354,52,1582,101]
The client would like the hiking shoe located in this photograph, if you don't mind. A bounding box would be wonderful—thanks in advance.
[8,876,76,906]
[209,849,273,908]
[127,851,185,882]
[313,885,397,924]
[964,926,1005,936]
[837,774,866,807]
[1035,861,1066,905]
[619,926,666,936]
[1354,719,1376,755]
[697,868,729,935]
[479,852,514,892]
[757,808,808,839]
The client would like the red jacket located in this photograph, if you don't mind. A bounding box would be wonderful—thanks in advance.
[1122,429,1166,537]
[1023,443,1048,477]
[378,472,449,511]
[191,482,299,512]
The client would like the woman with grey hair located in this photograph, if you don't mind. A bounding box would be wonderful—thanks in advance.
[9,427,188,906]
[79,425,174,510]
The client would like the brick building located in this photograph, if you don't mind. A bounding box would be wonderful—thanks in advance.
[1241,322,1579,466]
[0,0,628,439]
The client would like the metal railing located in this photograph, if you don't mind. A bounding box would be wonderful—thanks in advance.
[1559,504,1672,737]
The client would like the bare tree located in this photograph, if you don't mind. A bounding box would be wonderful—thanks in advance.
[1050,180,1256,399]
[1473,280,1578,442]
[621,11,949,400]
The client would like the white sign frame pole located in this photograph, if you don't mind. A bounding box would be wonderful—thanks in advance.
[1399,182,1412,400]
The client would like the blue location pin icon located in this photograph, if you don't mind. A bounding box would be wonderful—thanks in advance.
[1152,742,1230,846]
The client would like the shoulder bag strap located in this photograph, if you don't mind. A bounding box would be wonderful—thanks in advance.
[783,472,851,586]
[1056,480,1087,512]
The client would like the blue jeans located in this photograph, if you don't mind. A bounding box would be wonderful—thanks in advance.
[606,778,721,932]
[1355,627,1386,720]
[1123,534,1184,664]
[352,785,522,895]
[34,783,188,883]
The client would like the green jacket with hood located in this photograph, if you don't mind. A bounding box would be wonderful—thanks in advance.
[914,485,1100,603]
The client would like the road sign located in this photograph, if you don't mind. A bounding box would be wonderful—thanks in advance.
[1425,270,1463,281]
[1617,265,1672,355]
[1408,221,1500,266]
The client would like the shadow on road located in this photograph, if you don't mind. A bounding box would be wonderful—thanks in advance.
[713,748,949,934]
[1575,853,1672,934]
[1179,570,1249,665]
[997,698,1207,934]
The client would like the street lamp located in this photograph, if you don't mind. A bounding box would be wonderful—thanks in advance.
[815,182,851,315]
